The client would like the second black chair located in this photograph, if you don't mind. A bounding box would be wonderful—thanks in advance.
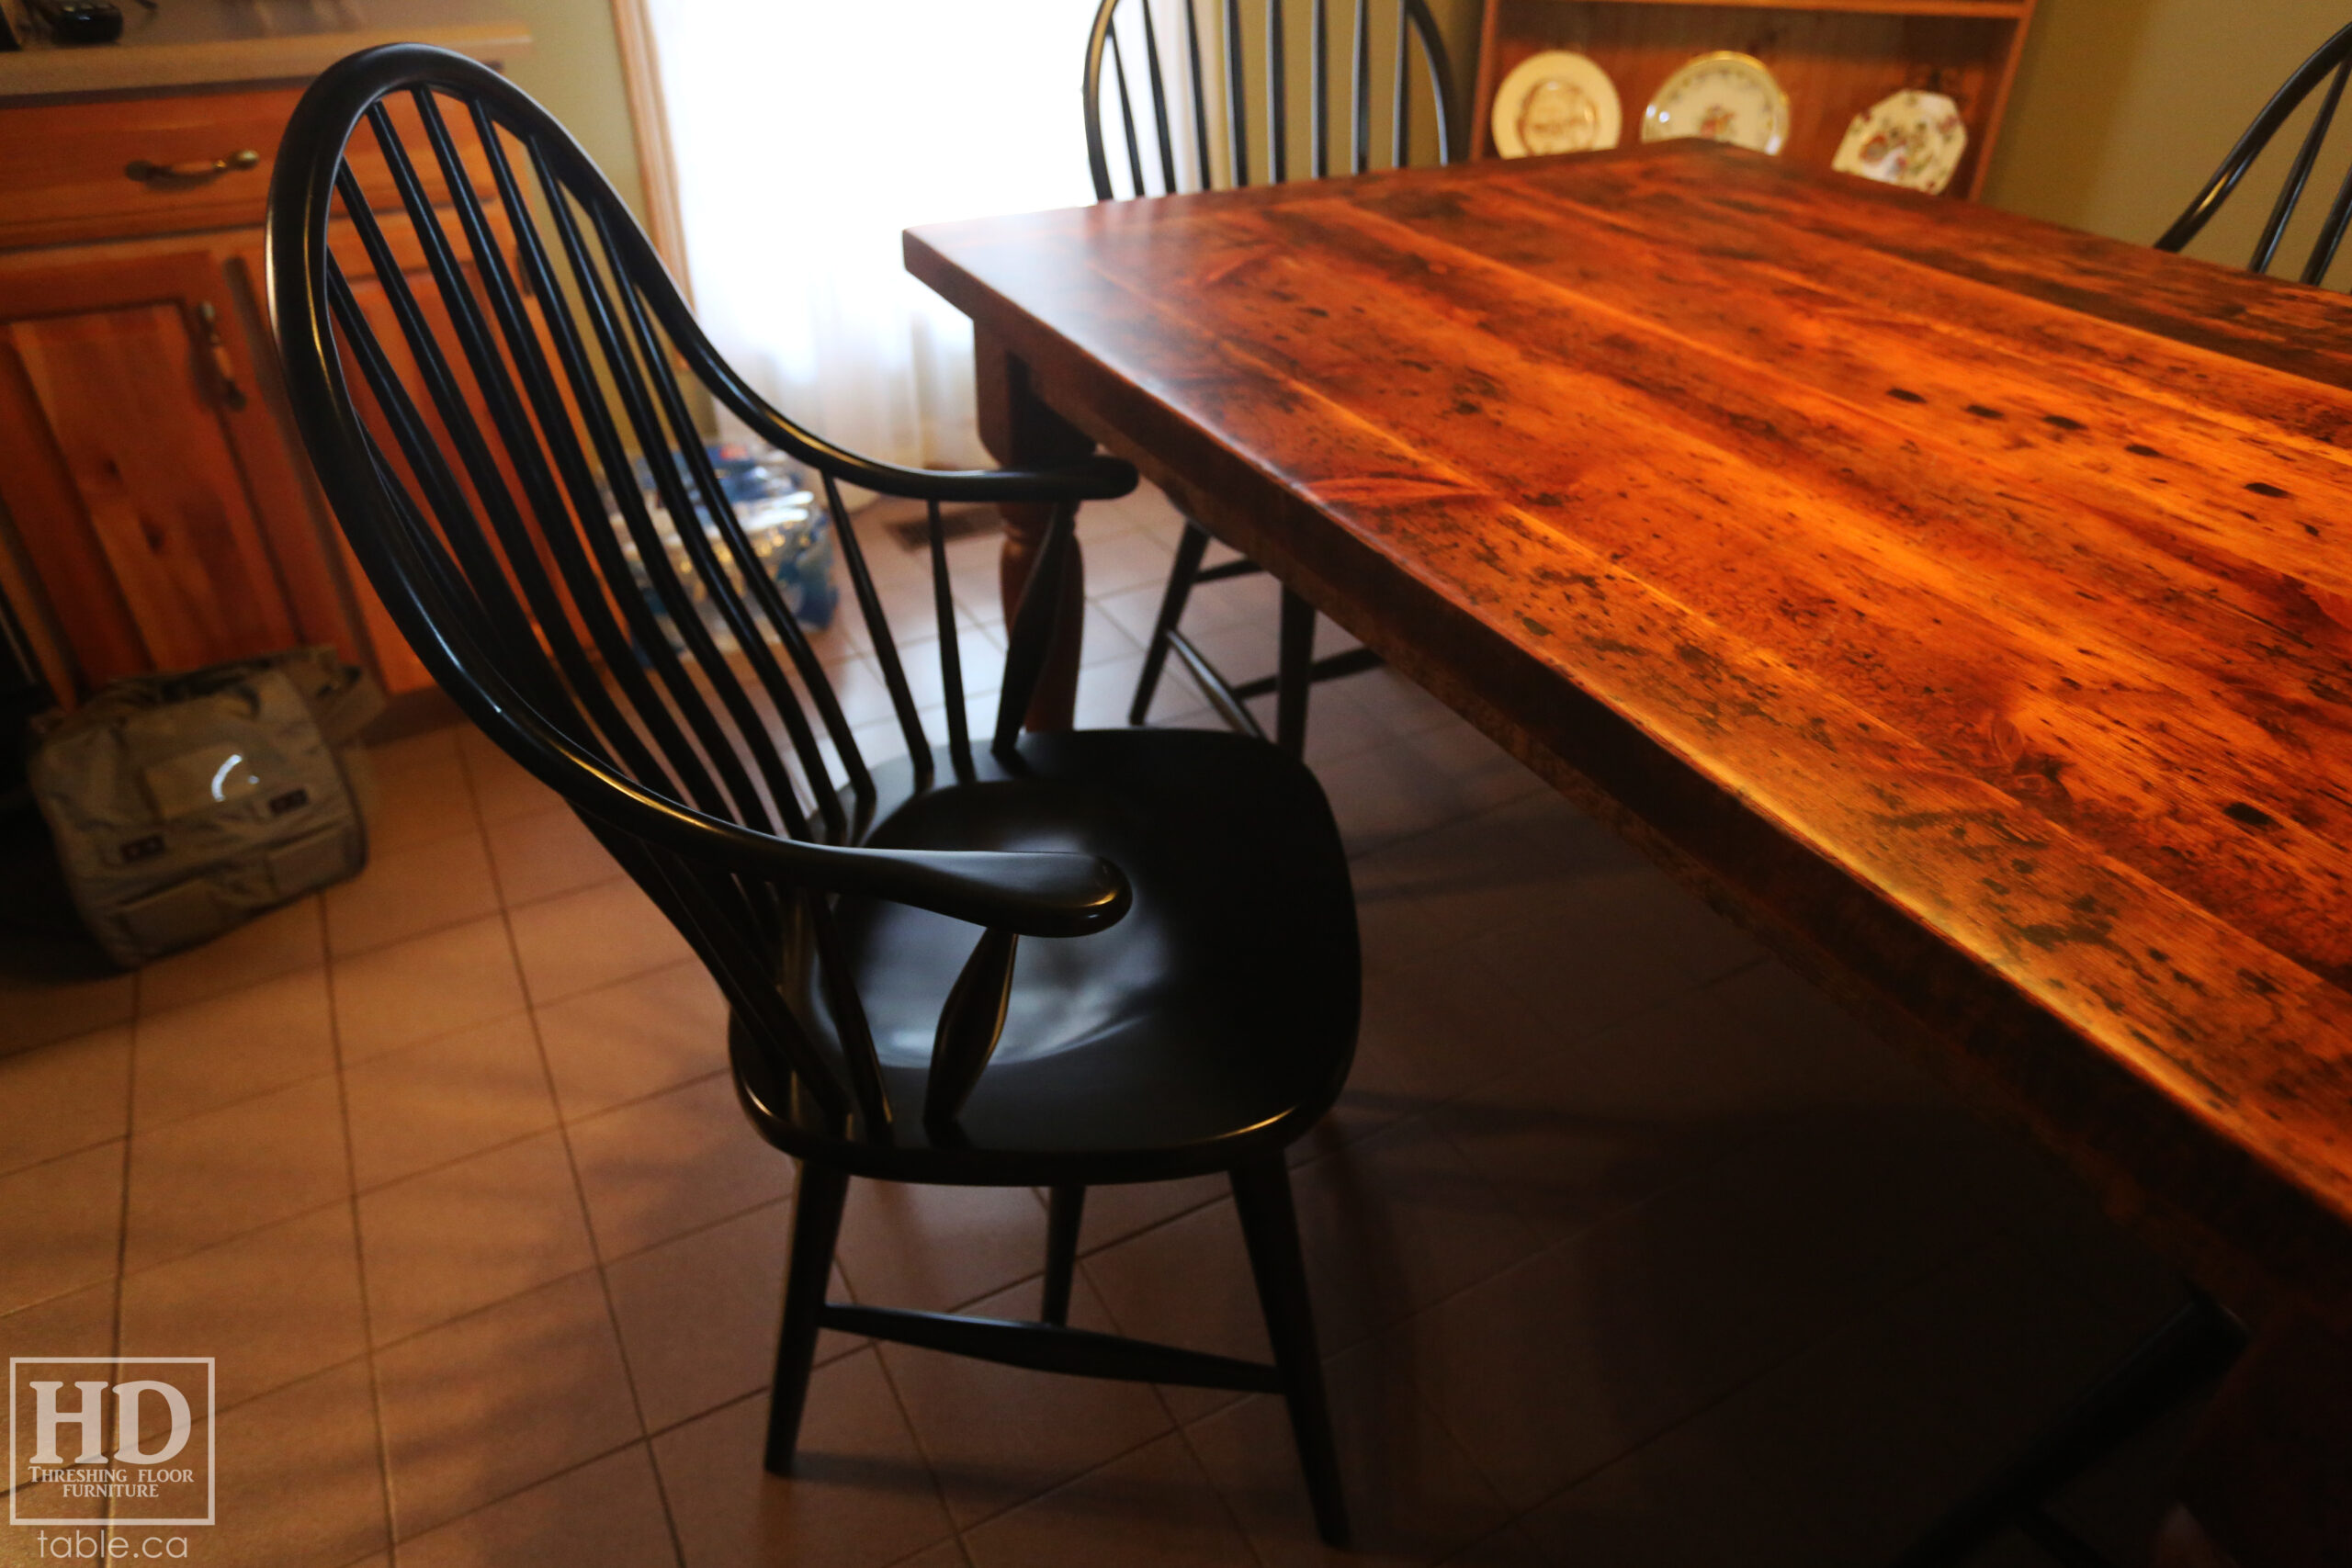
[2158,18,2352,284]
[1083,0,1458,754]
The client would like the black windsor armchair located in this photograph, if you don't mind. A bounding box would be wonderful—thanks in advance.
[266,44,1361,1544]
[1083,0,1459,755]
[2158,19,2352,284]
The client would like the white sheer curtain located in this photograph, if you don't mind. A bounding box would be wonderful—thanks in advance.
[644,0,1107,471]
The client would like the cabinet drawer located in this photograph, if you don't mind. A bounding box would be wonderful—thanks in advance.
[0,85,489,249]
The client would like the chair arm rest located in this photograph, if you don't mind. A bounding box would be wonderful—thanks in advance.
[497,709,1130,937]
[802,451,1140,506]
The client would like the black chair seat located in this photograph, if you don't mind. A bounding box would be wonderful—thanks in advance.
[736,727,1359,1184]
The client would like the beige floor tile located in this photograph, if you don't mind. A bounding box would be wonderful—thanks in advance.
[1514,1238,2143,1568]
[122,1076,347,1274]
[606,1201,861,1434]
[1473,863,1766,1043]
[0,1483,101,1540]
[0,1026,130,1178]
[1070,1173,1229,1258]
[485,806,624,909]
[507,880,695,1008]
[458,727,566,825]
[1348,788,1645,963]
[132,968,335,1130]
[108,1358,389,1568]
[1390,1247,1647,1513]
[1082,1200,1268,1426]
[1293,679,1434,772]
[1065,650,1222,735]
[343,1013,557,1190]
[376,1272,641,1540]
[372,725,462,778]
[1401,1109,2030,1520]
[357,1130,596,1345]
[1702,958,1951,1109]
[882,1271,1170,1529]
[1079,528,1180,600]
[1,1280,116,1492]
[1433,1522,1555,1567]
[961,1429,1255,1568]
[1284,1023,1458,1169]
[331,915,526,1062]
[1188,1336,1510,1568]
[833,1181,1049,1316]
[1459,913,1707,1062]
[533,962,729,1122]
[119,1204,366,1412]
[325,828,503,959]
[1289,1117,1544,1354]
[1426,990,1791,1247]
[367,732,480,854]
[0,1144,124,1315]
[1080,480,1186,541]
[115,1357,389,1564]
[1340,664,1460,742]
[394,1444,677,1568]
[570,1075,791,1262]
[134,897,325,1014]
[1313,719,1545,856]
[0,967,135,1057]
[651,1354,954,1568]
[890,1541,973,1568]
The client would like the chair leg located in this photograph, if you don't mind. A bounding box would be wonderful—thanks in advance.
[1887,1291,2245,1567]
[1130,520,1213,725]
[1274,586,1316,759]
[1042,1183,1085,1325]
[763,1161,851,1475]
[1230,1156,1349,1547]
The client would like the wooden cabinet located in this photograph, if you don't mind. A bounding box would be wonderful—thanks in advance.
[0,248,350,690]
[1470,0,2037,200]
[0,51,518,710]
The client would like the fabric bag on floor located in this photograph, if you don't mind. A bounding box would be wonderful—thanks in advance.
[27,646,382,967]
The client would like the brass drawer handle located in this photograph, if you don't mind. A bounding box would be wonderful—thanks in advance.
[124,150,261,184]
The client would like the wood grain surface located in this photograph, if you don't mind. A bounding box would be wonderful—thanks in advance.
[909,141,2352,1320]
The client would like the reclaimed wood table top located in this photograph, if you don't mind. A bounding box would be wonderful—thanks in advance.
[906,141,2352,1318]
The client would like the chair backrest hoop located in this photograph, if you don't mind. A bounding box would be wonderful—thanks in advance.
[266,42,1104,1149]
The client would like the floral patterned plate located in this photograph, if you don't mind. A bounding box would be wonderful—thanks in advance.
[1640,51,1789,155]
[1833,89,1969,195]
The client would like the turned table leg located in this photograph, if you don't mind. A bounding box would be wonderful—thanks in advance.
[974,324,1093,732]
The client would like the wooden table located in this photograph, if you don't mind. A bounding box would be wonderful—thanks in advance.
[905,141,2352,1330]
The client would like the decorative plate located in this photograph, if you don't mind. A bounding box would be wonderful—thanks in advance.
[1640,52,1790,156]
[1833,89,1969,195]
[1490,51,1623,158]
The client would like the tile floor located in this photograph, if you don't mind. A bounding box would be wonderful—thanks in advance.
[0,485,2200,1567]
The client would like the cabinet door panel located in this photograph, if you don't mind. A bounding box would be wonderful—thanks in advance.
[0,251,328,693]
[8,302,295,675]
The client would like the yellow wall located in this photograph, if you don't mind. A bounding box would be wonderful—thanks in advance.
[1982,0,2351,269]
[479,0,646,221]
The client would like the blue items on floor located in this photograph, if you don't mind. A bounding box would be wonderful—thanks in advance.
[613,442,839,660]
